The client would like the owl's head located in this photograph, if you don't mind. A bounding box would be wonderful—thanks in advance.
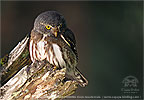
[33,11,66,37]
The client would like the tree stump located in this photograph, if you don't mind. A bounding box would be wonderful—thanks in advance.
[0,35,78,100]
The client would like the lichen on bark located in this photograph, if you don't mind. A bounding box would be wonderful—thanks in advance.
[0,35,78,100]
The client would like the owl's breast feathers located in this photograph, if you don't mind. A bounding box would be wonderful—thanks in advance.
[29,30,78,69]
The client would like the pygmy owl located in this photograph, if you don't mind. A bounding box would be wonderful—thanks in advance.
[29,11,88,87]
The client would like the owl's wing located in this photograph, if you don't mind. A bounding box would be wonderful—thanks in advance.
[0,35,32,86]
[61,28,78,59]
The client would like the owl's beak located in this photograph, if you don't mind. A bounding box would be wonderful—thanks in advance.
[52,27,58,37]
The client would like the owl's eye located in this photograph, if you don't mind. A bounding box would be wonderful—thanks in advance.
[46,25,51,30]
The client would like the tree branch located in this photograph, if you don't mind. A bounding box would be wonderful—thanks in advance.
[0,35,78,100]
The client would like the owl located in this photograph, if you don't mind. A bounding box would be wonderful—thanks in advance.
[29,11,88,87]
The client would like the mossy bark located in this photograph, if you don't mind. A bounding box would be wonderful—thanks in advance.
[0,35,78,100]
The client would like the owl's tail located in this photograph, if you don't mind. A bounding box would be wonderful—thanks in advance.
[74,67,88,87]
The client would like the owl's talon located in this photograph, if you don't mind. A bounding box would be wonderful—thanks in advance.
[53,66,57,71]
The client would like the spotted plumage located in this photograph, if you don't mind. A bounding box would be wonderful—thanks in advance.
[29,11,88,87]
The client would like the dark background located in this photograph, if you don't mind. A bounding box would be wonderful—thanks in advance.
[1,1,143,99]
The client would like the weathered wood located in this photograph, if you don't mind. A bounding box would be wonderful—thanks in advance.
[0,35,78,100]
[1,35,31,85]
